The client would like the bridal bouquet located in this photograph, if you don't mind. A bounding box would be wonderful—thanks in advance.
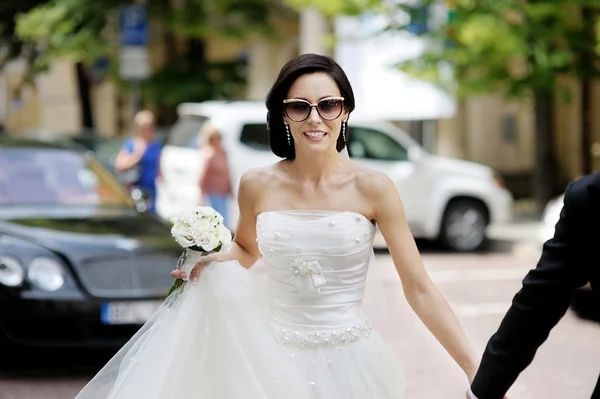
[167,206,232,296]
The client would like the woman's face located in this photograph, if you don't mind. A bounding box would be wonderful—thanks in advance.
[283,72,348,155]
[209,133,222,148]
[138,122,155,141]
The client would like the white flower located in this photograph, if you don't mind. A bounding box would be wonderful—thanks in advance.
[170,224,191,247]
[196,206,216,217]
[170,206,232,253]
[217,223,232,243]
[191,217,210,234]
[196,233,217,251]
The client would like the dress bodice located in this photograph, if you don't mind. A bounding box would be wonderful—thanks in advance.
[257,211,376,343]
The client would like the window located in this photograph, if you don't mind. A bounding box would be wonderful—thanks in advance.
[347,126,408,161]
[501,114,517,143]
[167,115,207,148]
[0,148,134,206]
[240,123,269,151]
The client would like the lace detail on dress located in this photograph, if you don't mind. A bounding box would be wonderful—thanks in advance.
[274,318,373,348]
[289,257,327,294]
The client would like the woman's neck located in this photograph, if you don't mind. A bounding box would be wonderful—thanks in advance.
[289,149,342,185]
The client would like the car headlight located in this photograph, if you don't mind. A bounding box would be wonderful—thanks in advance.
[0,256,25,287]
[28,257,65,292]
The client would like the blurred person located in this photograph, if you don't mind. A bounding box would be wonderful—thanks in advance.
[75,54,479,399]
[115,110,162,213]
[198,122,232,226]
[468,173,600,399]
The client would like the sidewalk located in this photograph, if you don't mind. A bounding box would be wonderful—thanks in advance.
[487,219,543,260]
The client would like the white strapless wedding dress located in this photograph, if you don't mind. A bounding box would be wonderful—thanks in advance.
[75,210,405,398]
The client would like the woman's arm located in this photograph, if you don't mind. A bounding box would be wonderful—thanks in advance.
[366,172,479,380]
[171,169,263,282]
[115,139,146,172]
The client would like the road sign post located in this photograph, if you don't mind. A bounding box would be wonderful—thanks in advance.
[119,4,150,123]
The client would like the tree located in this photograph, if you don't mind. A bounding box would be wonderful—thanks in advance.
[288,0,600,210]
[13,0,292,128]
[397,0,600,210]
[0,1,49,71]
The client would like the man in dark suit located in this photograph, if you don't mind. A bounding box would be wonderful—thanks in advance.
[468,173,600,399]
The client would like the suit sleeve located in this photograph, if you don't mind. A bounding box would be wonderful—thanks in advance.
[470,182,591,399]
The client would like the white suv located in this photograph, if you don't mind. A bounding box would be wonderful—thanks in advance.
[156,101,513,252]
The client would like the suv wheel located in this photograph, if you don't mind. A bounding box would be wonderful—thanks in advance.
[439,199,488,252]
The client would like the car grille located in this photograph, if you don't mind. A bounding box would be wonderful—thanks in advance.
[77,254,179,298]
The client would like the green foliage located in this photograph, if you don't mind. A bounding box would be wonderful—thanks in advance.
[288,0,600,100]
[285,0,388,16]
[11,0,288,107]
[394,0,600,100]
[15,0,119,77]
[0,1,51,76]
[141,58,249,107]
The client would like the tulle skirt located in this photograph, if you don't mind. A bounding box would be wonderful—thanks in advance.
[75,261,405,399]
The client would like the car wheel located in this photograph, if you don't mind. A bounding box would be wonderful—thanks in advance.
[439,199,488,252]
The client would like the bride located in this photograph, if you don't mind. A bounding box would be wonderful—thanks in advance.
[75,53,479,398]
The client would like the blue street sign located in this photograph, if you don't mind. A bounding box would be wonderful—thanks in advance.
[120,4,148,47]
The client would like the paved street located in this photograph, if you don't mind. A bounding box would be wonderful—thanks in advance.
[1,238,599,399]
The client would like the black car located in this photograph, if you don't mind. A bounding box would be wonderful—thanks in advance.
[0,138,181,354]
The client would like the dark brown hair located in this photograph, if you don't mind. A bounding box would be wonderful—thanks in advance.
[265,54,356,159]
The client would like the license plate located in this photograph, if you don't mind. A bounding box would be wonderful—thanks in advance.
[101,301,163,325]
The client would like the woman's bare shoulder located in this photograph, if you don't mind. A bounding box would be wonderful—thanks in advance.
[348,161,395,197]
[239,161,289,192]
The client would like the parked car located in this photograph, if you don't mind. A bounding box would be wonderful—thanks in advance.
[0,138,181,355]
[157,101,514,252]
[539,193,597,321]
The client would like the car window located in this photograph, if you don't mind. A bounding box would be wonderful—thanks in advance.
[167,115,207,148]
[347,126,409,161]
[240,123,269,151]
[0,148,135,207]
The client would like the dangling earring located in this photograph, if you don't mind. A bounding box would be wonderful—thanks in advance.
[341,121,347,143]
[285,123,291,146]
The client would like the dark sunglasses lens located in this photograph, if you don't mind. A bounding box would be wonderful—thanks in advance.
[317,99,343,119]
[285,102,310,121]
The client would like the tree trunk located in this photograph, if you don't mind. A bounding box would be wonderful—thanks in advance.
[532,89,559,213]
[187,38,206,69]
[75,62,94,134]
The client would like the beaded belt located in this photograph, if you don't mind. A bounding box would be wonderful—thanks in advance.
[274,318,373,348]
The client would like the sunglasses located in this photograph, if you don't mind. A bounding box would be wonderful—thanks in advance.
[282,97,345,122]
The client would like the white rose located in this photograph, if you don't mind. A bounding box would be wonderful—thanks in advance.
[216,223,230,240]
[171,224,194,248]
[194,217,210,232]
[170,222,185,236]
[199,234,220,251]
[174,233,195,248]
[216,225,232,251]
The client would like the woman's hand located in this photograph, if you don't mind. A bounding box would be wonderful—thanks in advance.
[170,254,218,284]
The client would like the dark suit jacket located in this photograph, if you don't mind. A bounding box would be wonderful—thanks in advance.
[471,172,600,399]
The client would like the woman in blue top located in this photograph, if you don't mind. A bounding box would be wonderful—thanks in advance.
[115,110,162,213]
